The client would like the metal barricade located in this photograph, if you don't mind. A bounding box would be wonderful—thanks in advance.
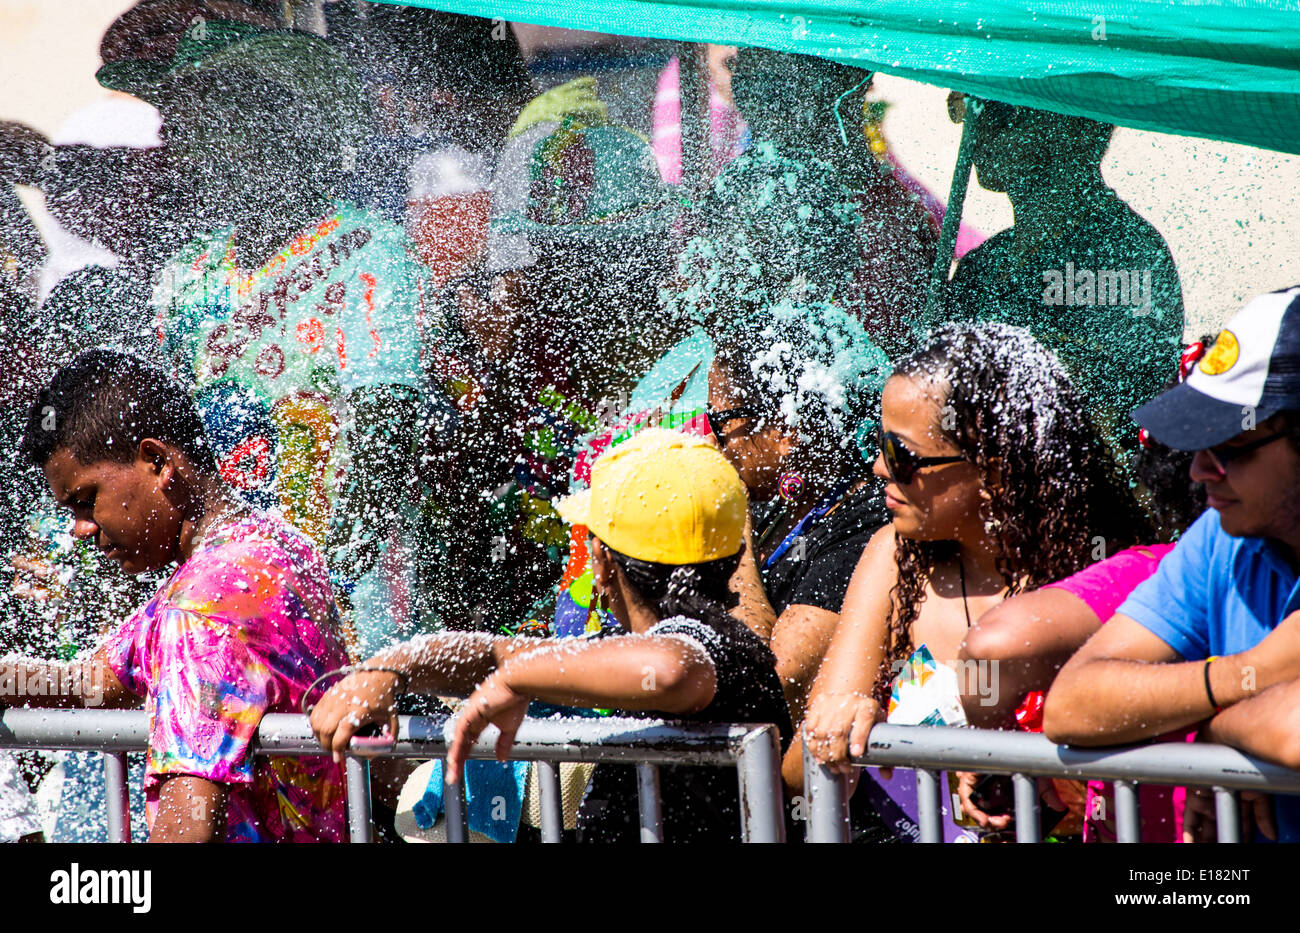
[803,723,1300,843]
[0,708,785,843]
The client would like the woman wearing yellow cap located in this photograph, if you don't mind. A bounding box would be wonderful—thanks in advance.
[309,428,792,842]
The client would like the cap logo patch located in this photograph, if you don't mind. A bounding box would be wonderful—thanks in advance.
[1199,330,1239,376]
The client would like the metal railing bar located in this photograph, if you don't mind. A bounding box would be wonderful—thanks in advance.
[24,710,1297,845]
[443,767,469,843]
[802,737,850,843]
[1114,780,1140,843]
[103,751,130,844]
[736,725,785,843]
[0,709,770,763]
[536,760,563,843]
[916,769,943,843]
[636,762,663,843]
[1012,772,1040,843]
[1214,787,1241,844]
[345,757,372,844]
[0,708,150,751]
[859,724,1300,794]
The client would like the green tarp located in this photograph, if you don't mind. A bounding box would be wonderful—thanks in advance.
[377,0,1300,155]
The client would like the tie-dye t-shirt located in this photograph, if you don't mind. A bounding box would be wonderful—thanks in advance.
[101,514,351,843]
[150,199,438,655]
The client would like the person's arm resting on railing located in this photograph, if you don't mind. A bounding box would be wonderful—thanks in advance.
[1043,616,1214,744]
[1201,663,1300,770]
[1046,516,1226,744]
[1045,611,1300,747]
[310,631,541,761]
[444,633,717,784]
[800,526,896,774]
[1044,520,1300,746]
[310,631,717,769]
[958,588,1104,728]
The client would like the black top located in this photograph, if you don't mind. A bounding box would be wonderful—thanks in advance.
[576,615,794,843]
[759,481,890,617]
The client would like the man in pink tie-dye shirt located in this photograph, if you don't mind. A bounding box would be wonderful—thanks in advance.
[99,514,351,842]
[6,349,350,842]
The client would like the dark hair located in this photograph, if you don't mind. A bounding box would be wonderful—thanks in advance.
[1134,437,1205,540]
[1134,366,1210,540]
[20,348,216,472]
[607,547,741,632]
[882,324,1152,689]
[711,300,889,486]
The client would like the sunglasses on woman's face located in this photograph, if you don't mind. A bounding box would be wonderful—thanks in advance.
[877,427,966,485]
[707,406,759,439]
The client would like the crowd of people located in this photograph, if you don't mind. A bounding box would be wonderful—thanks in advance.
[0,0,1291,846]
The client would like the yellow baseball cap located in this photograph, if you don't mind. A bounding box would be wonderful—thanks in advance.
[555,428,748,564]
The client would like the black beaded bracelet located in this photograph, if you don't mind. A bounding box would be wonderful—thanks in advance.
[1203,656,1222,712]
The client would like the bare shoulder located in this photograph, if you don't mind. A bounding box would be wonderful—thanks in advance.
[979,586,1094,630]
[840,523,899,613]
[854,524,898,578]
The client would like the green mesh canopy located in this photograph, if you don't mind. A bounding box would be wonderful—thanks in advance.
[375,0,1300,155]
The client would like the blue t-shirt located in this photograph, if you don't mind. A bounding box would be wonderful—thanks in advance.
[1118,508,1300,841]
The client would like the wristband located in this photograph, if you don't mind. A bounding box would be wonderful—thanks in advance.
[1203,656,1222,712]
[300,664,409,716]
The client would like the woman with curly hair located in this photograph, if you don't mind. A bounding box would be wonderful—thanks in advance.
[802,322,1150,777]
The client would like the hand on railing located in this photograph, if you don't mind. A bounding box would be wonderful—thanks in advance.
[1182,787,1277,843]
[445,672,530,785]
[308,670,402,764]
[802,690,881,775]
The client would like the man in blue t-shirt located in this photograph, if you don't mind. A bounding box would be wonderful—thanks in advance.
[1045,285,1300,842]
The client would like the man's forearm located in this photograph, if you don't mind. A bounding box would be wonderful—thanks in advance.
[1045,650,1273,746]
[1044,658,1216,745]
[1202,678,1300,770]
[498,637,714,714]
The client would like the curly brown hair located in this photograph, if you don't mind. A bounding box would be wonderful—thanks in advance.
[878,323,1153,697]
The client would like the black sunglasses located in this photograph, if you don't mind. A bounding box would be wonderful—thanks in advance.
[707,406,758,438]
[877,427,966,484]
[1204,429,1295,474]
